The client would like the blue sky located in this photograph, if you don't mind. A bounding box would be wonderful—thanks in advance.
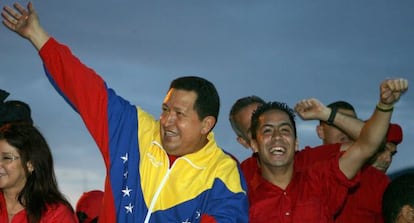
[1,0,413,206]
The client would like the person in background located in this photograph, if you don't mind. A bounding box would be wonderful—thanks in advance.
[313,99,404,173]
[370,123,403,173]
[295,98,405,223]
[382,173,414,223]
[229,95,266,151]
[229,95,265,180]
[2,2,248,222]
[76,190,104,223]
[0,123,77,223]
[248,78,408,222]
[316,100,357,145]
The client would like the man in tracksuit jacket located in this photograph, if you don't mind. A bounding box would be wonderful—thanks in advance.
[2,2,248,223]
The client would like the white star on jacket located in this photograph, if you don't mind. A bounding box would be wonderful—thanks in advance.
[125,203,134,214]
[122,186,132,197]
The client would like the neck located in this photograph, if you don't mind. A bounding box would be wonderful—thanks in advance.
[261,163,294,190]
[3,191,24,218]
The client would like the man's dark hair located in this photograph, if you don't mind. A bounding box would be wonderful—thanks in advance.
[250,101,296,140]
[319,100,356,125]
[382,173,414,223]
[229,95,265,139]
[327,100,355,112]
[169,76,220,130]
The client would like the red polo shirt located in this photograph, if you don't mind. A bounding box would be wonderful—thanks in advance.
[248,153,359,223]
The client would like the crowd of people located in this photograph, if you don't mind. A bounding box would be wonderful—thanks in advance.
[0,2,412,223]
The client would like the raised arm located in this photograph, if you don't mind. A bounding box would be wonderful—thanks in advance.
[338,78,407,179]
[2,2,138,170]
[294,98,363,141]
[2,2,49,50]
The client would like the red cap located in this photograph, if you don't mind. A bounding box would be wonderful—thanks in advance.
[386,123,403,145]
[76,190,104,223]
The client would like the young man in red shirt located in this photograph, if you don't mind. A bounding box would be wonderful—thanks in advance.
[247,78,408,222]
[229,96,342,182]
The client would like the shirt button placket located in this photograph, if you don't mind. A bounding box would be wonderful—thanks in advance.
[283,191,290,217]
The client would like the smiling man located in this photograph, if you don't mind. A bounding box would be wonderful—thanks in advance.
[247,78,408,222]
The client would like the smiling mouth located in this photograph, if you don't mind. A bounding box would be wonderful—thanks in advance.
[163,129,178,137]
[269,146,285,155]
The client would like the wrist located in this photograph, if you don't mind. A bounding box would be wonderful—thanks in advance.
[376,102,394,112]
[327,107,338,125]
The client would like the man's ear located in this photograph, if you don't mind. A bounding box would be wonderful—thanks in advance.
[316,124,325,140]
[201,116,216,134]
[237,136,251,149]
[400,205,414,222]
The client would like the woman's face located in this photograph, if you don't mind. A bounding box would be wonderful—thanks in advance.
[0,139,28,193]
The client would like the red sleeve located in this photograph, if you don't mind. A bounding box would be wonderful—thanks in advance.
[39,38,116,223]
[39,38,110,162]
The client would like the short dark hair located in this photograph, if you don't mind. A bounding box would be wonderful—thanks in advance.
[327,100,355,112]
[382,173,414,223]
[229,95,265,139]
[169,76,220,129]
[250,101,296,140]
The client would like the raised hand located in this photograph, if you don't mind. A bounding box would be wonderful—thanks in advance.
[2,2,49,50]
[2,2,35,38]
[379,78,408,107]
[294,98,330,121]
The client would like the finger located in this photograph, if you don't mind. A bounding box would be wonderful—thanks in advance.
[386,79,396,92]
[2,19,13,30]
[294,104,305,113]
[295,100,306,109]
[28,2,34,11]
[305,100,315,108]
[381,90,392,101]
[299,99,310,108]
[397,78,408,92]
[3,6,16,18]
[3,5,22,20]
[13,3,28,16]
[1,9,18,24]
[389,78,408,93]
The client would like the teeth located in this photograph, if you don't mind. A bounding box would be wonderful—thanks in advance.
[270,146,285,155]
[165,131,176,137]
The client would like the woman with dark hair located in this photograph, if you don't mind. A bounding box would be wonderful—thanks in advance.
[0,123,77,223]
